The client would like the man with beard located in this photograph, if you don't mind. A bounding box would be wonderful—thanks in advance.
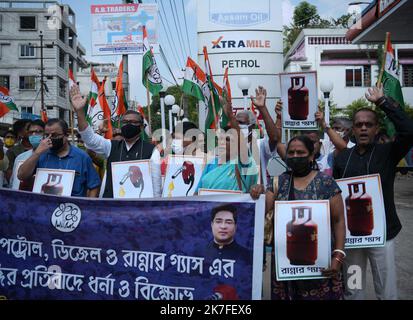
[69,83,162,198]
[18,119,101,197]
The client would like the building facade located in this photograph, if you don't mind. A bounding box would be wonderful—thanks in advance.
[77,62,118,105]
[284,28,413,109]
[0,0,87,132]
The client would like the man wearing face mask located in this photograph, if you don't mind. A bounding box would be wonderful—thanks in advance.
[69,83,162,198]
[10,120,45,190]
[320,117,355,157]
[18,119,101,198]
[5,119,32,182]
[3,128,16,151]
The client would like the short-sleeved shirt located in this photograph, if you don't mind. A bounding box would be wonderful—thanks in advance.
[275,171,341,201]
[37,145,101,197]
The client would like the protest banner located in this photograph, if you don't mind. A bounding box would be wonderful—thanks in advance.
[336,174,386,249]
[0,190,264,300]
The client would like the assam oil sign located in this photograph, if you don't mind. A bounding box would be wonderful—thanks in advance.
[336,174,386,249]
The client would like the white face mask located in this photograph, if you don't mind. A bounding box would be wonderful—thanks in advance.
[171,139,183,154]
[335,130,346,139]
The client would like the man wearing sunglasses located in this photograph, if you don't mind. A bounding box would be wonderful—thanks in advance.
[333,84,413,300]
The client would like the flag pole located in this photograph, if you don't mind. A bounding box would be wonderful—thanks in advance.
[377,32,390,87]
[146,77,152,134]
[70,110,75,143]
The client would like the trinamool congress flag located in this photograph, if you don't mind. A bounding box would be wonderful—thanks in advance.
[0,189,264,300]
[182,57,207,102]
[379,33,405,137]
[142,25,162,96]
[0,87,18,117]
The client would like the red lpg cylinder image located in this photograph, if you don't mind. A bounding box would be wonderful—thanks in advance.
[41,173,64,196]
[287,206,318,265]
[288,76,309,120]
[345,182,374,236]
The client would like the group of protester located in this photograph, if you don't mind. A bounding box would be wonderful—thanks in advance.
[1,81,412,301]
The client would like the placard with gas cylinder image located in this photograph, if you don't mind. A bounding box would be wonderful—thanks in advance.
[279,71,318,130]
[274,200,331,281]
[112,160,153,199]
[336,174,386,249]
[32,168,75,197]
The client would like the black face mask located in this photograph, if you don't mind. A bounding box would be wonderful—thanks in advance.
[286,156,312,177]
[50,137,64,152]
[121,124,141,139]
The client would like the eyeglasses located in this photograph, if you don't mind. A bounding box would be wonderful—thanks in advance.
[43,134,65,139]
[121,120,142,126]
[29,130,44,135]
[354,122,376,129]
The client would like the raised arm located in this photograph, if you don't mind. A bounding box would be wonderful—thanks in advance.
[70,83,111,158]
[366,84,413,162]
[251,87,277,146]
[315,110,347,152]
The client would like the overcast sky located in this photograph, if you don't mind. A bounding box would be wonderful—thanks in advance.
[61,0,365,103]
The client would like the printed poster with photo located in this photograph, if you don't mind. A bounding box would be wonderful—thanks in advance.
[279,71,318,130]
[336,174,386,249]
[274,200,331,281]
[32,169,75,197]
[112,160,153,199]
[162,155,205,198]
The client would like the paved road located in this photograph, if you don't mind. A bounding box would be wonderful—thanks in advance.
[365,174,413,300]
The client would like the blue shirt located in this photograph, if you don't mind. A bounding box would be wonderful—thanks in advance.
[37,145,101,197]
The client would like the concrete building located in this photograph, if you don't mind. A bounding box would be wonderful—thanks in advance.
[0,0,87,132]
[77,62,118,105]
[284,28,413,109]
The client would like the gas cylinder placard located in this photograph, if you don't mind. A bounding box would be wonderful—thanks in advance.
[274,200,331,281]
[162,155,205,198]
[32,169,75,197]
[279,71,318,130]
[336,174,386,249]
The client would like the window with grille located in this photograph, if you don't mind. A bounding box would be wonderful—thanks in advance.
[0,75,9,89]
[403,65,413,87]
[20,106,33,114]
[346,66,371,87]
[58,77,66,98]
[20,44,35,58]
[19,76,36,90]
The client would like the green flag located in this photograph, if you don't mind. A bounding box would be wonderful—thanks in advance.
[142,26,163,96]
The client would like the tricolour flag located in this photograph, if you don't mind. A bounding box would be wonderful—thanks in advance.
[182,57,207,102]
[0,86,18,118]
[69,69,76,90]
[98,77,113,140]
[378,32,405,137]
[203,46,223,130]
[114,59,128,117]
[85,67,102,131]
[137,104,151,141]
[142,26,163,96]
[221,67,231,128]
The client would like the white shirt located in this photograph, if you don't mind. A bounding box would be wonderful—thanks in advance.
[10,149,33,190]
[80,126,162,198]
[320,139,355,156]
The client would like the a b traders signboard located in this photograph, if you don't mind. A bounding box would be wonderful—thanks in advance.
[91,3,159,56]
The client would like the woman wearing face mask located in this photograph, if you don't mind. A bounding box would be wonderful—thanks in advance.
[250,135,346,300]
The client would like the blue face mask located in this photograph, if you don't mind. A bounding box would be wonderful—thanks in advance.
[29,135,42,149]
